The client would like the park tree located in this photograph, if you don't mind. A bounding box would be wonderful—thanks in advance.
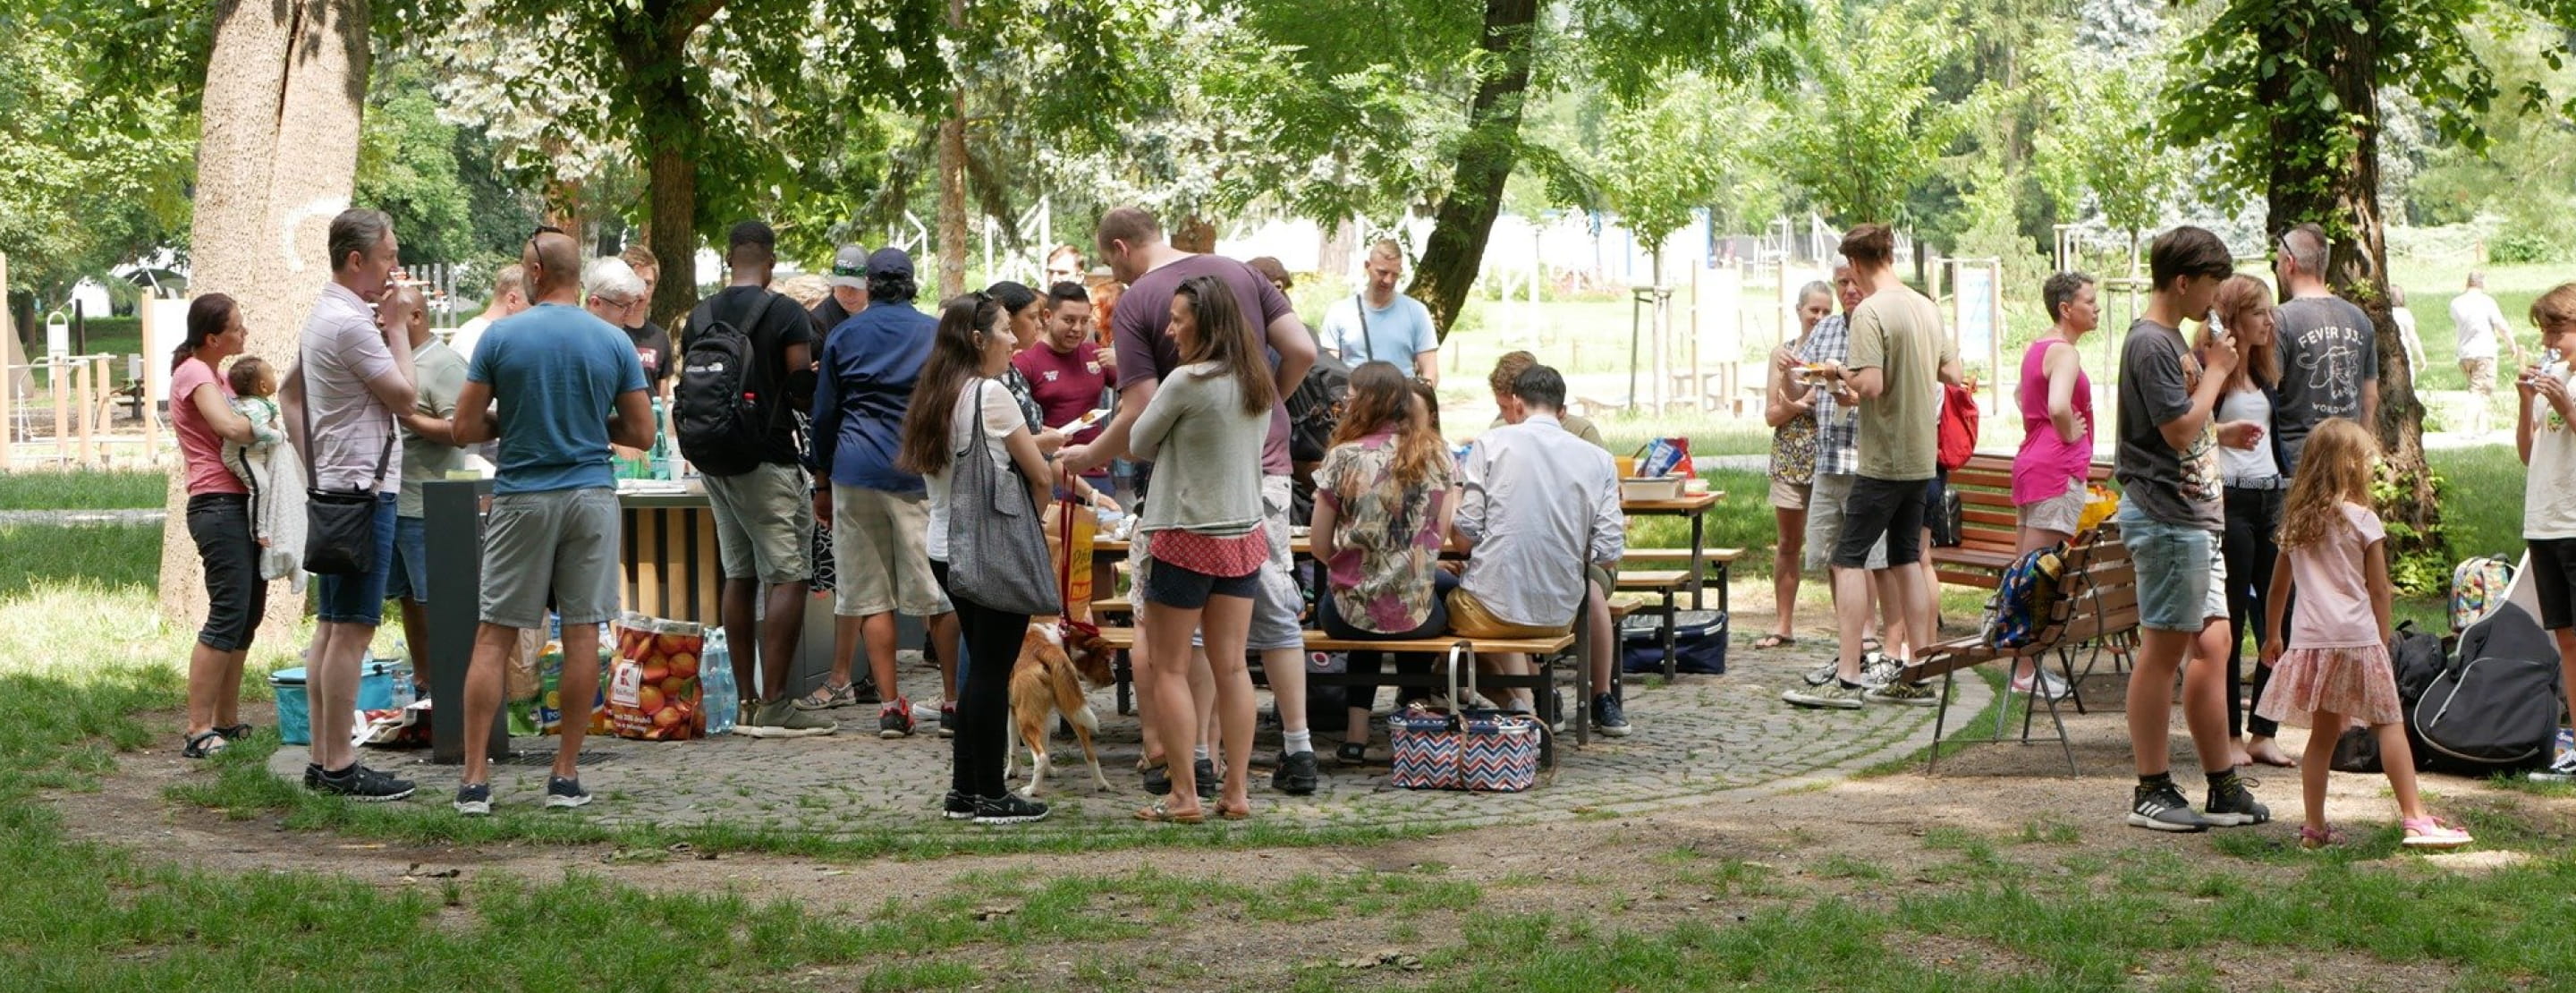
[1580,73,1733,287]
[2165,0,2576,589]
[0,3,196,304]
[1764,0,1965,228]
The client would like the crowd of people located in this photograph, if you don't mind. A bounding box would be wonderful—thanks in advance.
[165,206,1647,826]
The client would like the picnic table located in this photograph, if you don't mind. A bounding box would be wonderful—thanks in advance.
[1621,490,1725,609]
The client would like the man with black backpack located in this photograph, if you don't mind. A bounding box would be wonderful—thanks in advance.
[674,220,835,739]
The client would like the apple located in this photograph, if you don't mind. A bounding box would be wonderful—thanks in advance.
[660,675,689,699]
[655,632,693,657]
[652,705,684,728]
[643,662,671,683]
[667,652,698,680]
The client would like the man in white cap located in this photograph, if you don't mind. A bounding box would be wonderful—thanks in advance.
[810,243,870,332]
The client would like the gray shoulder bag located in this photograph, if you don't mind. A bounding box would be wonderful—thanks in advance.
[947,379,1063,616]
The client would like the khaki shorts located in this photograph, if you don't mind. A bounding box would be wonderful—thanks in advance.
[2017,476,2088,537]
[1768,476,1812,511]
[479,488,621,629]
[2461,357,2498,396]
[1804,472,1887,571]
[702,463,814,584]
[1446,587,1572,640]
[831,483,952,617]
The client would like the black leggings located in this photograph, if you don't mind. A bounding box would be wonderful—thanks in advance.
[2220,486,2282,739]
[1318,571,1458,716]
[932,561,1029,801]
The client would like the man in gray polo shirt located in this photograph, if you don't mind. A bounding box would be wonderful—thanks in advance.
[449,227,656,816]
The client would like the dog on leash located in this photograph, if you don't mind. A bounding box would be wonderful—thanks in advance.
[1005,620,1117,796]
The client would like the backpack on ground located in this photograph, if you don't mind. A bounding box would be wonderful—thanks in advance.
[1980,542,2067,650]
[674,293,777,478]
[1936,382,1979,472]
[1619,610,1729,675]
[2330,621,2446,773]
[2410,601,2563,776]
[2449,555,2517,632]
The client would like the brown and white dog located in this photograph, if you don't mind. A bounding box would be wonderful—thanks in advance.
[1005,620,1118,796]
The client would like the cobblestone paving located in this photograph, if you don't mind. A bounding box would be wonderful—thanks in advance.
[272,639,1987,837]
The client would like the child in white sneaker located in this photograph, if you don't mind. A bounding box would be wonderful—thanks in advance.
[2260,419,2469,850]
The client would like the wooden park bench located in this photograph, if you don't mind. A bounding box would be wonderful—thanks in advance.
[1901,525,2139,777]
[1621,546,1744,613]
[1928,454,2114,591]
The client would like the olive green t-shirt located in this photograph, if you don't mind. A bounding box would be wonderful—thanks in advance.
[1846,289,1952,481]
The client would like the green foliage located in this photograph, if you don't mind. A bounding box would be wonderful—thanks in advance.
[1579,74,1740,267]
[0,2,194,301]
[355,64,539,267]
[1764,0,1968,225]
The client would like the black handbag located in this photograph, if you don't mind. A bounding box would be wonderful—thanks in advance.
[296,345,394,577]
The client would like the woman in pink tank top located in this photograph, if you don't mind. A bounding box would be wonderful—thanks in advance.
[2006,274,2099,699]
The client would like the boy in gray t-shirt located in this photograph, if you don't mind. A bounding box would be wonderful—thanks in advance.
[2109,225,2269,836]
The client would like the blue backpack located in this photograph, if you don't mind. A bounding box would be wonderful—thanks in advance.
[1982,543,2068,649]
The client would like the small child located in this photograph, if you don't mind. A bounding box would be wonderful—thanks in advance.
[2259,419,2470,850]
[219,357,305,588]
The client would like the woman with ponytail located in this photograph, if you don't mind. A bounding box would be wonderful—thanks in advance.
[169,293,271,758]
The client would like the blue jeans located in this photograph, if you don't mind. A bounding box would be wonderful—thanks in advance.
[314,493,399,626]
[385,514,429,604]
[2118,505,2227,633]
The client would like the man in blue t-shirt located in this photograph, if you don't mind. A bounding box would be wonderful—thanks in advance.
[448,227,655,817]
[1318,240,1440,386]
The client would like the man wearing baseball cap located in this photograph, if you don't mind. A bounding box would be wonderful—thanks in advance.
[811,243,870,332]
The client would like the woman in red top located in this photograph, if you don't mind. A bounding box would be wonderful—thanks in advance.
[168,294,270,758]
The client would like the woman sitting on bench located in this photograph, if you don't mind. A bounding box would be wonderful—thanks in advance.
[1310,361,1459,765]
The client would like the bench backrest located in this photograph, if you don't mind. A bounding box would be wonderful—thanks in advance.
[1949,454,2116,559]
[2023,526,2138,653]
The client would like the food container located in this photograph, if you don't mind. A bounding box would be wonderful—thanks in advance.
[271,658,400,746]
[1621,475,1686,502]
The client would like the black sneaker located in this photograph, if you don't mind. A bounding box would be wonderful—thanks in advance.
[2202,773,2270,827]
[852,675,883,705]
[936,702,957,738]
[2127,782,2211,832]
[302,762,325,790]
[943,789,977,820]
[311,763,415,802]
[878,700,915,739]
[454,782,492,816]
[970,792,1051,826]
[545,776,592,810]
[1195,757,1220,800]
[1592,693,1631,737]
[1273,750,1320,795]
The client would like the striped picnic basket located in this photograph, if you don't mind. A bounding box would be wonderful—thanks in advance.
[1389,644,1544,793]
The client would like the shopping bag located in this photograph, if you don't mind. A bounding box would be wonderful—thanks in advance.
[607,613,706,741]
[1633,437,1694,480]
[1047,498,1097,623]
[1388,645,1543,793]
[538,640,615,736]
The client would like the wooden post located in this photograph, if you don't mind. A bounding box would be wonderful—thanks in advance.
[94,355,113,466]
[138,301,161,463]
[0,250,11,471]
[72,357,93,466]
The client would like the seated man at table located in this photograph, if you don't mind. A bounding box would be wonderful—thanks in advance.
[1451,363,1631,735]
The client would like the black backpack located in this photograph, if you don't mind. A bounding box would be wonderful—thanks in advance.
[2409,602,2563,775]
[674,293,778,478]
[1286,347,1351,464]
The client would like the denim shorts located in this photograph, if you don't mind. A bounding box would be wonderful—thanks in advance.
[2119,507,2228,632]
[385,514,429,604]
[313,493,399,626]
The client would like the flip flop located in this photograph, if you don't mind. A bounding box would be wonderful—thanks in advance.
[1751,633,1796,649]
[1134,801,1205,825]
[1215,802,1252,821]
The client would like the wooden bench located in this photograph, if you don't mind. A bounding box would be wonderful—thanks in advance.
[1613,569,1690,679]
[1928,454,2113,590]
[1090,626,1593,765]
[1902,525,2140,776]
[1621,547,1744,613]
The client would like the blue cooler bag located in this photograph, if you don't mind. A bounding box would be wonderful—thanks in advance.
[1620,610,1728,675]
[272,658,399,745]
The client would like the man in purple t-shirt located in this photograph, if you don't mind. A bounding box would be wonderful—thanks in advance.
[1060,207,1323,794]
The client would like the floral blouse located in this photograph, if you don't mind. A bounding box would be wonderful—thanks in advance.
[1317,429,1455,633]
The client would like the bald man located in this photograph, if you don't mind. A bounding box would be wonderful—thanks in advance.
[2269,223,2379,473]
[449,227,656,816]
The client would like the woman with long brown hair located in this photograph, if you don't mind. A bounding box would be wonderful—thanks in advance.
[168,293,271,758]
[1311,361,1459,765]
[1127,274,1276,822]
[2204,273,2294,768]
[899,293,1057,825]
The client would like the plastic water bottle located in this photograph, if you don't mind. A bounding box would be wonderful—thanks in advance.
[701,629,737,735]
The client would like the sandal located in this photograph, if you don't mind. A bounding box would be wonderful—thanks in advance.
[2297,824,2343,851]
[215,724,254,742]
[1751,633,1797,649]
[2401,816,2473,849]
[1215,802,1252,821]
[182,730,229,759]
[1335,741,1369,767]
[794,681,855,711]
[1134,800,1206,824]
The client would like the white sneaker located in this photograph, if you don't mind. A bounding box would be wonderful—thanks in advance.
[2530,749,2576,782]
[2011,668,2071,701]
[1858,654,1902,689]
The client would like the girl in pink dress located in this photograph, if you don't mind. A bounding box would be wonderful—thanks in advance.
[2258,420,2470,850]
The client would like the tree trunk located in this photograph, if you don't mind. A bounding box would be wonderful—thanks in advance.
[164,0,369,632]
[1171,216,1217,254]
[616,6,709,331]
[1405,0,1541,342]
[2261,0,2441,585]
[934,0,969,300]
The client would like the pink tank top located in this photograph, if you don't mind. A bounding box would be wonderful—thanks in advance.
[2012,338,2092,506]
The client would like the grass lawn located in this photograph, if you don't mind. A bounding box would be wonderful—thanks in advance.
[0,468,167,511]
